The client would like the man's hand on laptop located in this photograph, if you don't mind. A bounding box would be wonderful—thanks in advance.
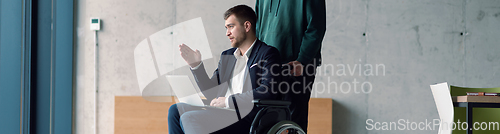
[179,43,202,68]
[210,97,226,108]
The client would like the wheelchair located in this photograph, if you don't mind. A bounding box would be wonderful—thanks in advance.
[247,64,307,134]
[250,99,306,134]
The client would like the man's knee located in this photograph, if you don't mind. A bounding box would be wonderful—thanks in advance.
[168,104,182,122]
[179,112,195,126]
[169,104,179,114]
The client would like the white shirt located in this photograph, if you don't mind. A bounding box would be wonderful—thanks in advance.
[224,40,256,108]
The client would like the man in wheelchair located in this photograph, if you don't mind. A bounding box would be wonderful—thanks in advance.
[168,5,303,134]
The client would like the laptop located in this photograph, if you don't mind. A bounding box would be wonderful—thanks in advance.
[165,75,206,106]
[165,75,235,111]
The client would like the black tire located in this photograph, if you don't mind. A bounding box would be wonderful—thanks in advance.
[267,120,305,134]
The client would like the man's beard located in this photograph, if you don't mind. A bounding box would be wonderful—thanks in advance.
[231,34,247,48]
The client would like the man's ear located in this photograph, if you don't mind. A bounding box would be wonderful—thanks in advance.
[244,21,251,33]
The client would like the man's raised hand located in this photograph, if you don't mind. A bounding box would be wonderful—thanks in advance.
[179,43,202,68]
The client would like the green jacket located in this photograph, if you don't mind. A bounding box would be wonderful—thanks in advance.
[255,0,326,65]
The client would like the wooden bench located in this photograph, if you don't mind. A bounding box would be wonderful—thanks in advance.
[115,96,332,134]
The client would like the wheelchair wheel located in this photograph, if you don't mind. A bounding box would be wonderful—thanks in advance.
[267,121,305,134]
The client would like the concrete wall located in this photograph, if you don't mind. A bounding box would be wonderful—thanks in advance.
[75,0,500,133]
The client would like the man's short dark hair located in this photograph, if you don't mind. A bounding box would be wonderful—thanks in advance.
[224,5,257,32]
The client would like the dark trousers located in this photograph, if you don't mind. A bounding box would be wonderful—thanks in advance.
[168,103,251,134]
[284,64,316,133]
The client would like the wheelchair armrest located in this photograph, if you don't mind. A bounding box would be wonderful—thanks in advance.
[252,99,291,107]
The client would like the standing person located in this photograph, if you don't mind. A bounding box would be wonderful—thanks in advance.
[255,0,327,132]
[168,5,282,134]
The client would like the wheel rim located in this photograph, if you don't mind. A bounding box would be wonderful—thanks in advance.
[276,124,305,134]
